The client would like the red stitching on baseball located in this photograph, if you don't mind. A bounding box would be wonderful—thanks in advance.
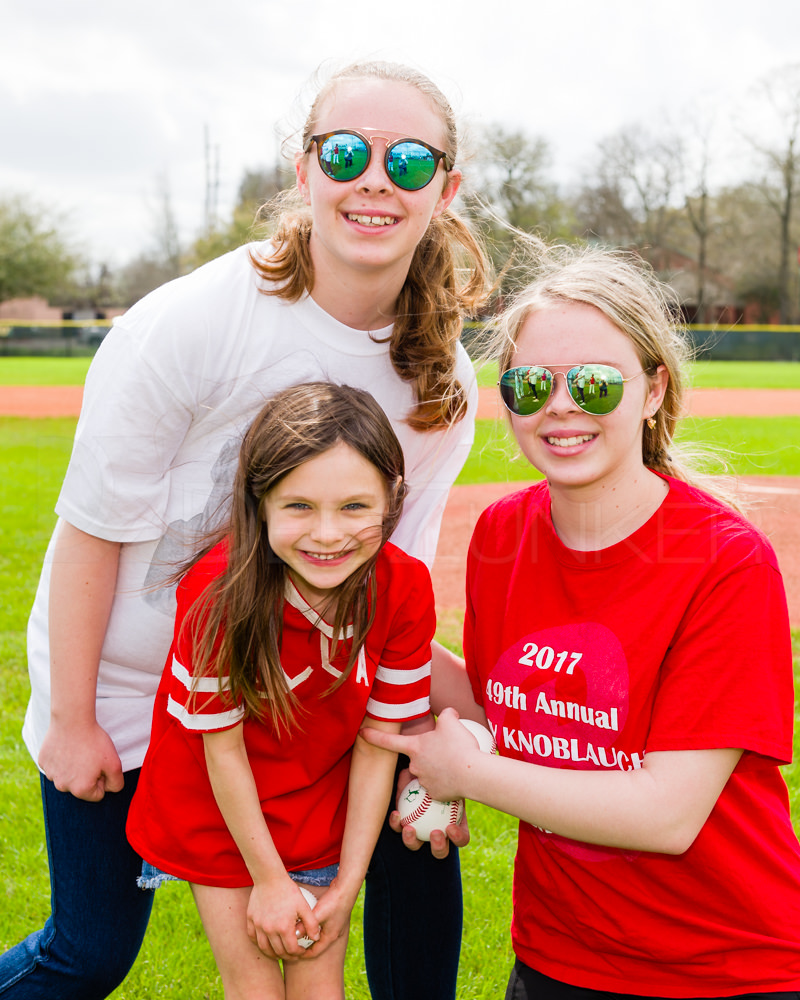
[403,792,433,825]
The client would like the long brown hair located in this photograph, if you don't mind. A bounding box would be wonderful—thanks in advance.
[183,383,407,731]
[249,61,494,432]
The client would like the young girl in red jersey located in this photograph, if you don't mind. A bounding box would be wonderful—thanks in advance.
[365,246,800,999]
[127,383,435,1000]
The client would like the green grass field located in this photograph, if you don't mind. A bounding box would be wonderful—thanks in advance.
[459,415,800,483]
[0,357,92,385]
[1,360,799,997]
[3,357,800,390]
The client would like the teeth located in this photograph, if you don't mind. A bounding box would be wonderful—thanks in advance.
[347,214,396,226]
[547,434,594,447]
[307,551,346,561]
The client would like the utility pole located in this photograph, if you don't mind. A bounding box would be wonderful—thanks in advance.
[204,124,220,233]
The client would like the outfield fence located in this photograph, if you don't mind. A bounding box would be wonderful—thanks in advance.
[0,319,111,356]
[3,318,800,360]
[462,321,800,362]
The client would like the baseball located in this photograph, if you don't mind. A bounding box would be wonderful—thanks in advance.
[295,885,317,949]
[459,717,497,754]
[397,778,464,841]
[397,718,496,842]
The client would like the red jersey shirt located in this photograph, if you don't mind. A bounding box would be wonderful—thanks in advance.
[128,541,434,886]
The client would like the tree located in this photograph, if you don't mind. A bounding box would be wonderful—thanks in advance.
[0,195,80,302]
[677,109,722,324]
[116,173,185,306]
[464,124,570,236]
[710,183,783,321]
[741,63,800,323]
[186,163,294,270]
[151,172,182,278]
[574,123,683,250]
[460,124,573,294]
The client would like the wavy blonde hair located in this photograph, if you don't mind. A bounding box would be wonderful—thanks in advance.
[491,242,745,510]
[249,61,494,431]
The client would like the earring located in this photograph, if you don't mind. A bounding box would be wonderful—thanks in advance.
[646,415,657,430]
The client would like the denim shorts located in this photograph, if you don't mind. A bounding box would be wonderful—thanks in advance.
[288,863,338,887]
[137,860,339,890]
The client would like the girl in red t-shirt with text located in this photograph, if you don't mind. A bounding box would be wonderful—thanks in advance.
[365,246,800,999]
[128,383,435,1000]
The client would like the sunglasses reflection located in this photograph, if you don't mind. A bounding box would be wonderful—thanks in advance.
[311,130,448,191]
[500,365,629,417]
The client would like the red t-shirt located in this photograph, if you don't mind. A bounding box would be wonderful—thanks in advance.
[127,541,434,886]
[465,475,800,996]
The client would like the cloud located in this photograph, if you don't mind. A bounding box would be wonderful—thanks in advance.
[2,0,800,265]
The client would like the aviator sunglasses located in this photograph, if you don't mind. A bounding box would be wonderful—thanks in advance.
[498,364,653,417]
[304,128,454,191]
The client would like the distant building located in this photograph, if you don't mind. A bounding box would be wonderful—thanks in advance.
[0,298,125,355]
[0,296,63,322]
[645,248,781,326]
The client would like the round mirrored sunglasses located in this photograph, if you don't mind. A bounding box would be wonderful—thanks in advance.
[498,364,652,417]
[304,129,453,191]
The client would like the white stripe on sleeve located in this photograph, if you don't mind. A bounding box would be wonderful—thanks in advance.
[171,655,230,693]
[166,694,244,731]
[366,695,430,721]
[375,661,431,686]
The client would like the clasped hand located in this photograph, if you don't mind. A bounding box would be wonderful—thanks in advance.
[38,720,124,801]
[247,879,355,961]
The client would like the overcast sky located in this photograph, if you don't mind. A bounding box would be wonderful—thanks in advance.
[3,0,799,269]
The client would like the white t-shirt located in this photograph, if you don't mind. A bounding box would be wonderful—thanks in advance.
[23,242,476,771]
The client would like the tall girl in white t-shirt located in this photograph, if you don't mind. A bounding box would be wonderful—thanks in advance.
[3,61,492,1000]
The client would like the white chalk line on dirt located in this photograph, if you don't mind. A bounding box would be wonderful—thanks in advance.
[739,483,800,495]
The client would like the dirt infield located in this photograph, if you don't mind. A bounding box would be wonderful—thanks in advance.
[4,385,800,626]
[1,385,84,417]
[430,476,800,628]
[5,384,800,421]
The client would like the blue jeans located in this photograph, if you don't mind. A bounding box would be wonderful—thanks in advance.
[363,757,463,1000]
[0,770,154,1000]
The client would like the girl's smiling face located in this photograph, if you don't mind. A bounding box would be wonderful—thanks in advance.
[264,441,388,610]
[507,302,668,497]
[296,77,461,292]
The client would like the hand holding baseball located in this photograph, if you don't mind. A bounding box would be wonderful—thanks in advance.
[362,710,495,814]
[247,878,320,959]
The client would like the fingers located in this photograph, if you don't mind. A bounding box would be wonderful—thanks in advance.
[399,821,425,852]
[38,724,125,802]
[445,819,471,849]
[247,919,311,961]
[76,766,125,802]
[360,726,415,756]
[428,829,452,859]
[388,809,405,835]
[62,774,108,802]
[103,767,125,794]
[294,887,321,949]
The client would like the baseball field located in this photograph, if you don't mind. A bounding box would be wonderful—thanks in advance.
[1,357,799,998]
